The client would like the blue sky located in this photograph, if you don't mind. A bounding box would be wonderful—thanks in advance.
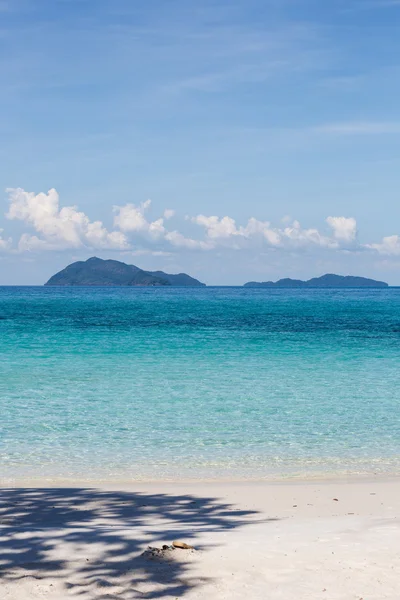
[1,0,400,284]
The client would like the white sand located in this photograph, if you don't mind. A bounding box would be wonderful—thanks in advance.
[1,478,400,599]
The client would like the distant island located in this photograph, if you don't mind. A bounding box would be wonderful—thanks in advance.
[45,262,389,289]
[244,274,388,288]
[45,257,206,287]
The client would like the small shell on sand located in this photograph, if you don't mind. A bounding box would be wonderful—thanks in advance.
[172,541,194,550]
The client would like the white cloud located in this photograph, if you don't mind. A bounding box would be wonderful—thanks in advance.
[129,249,173,257]
[240,217,281,245]
[366,235,400,255]
[326,216,357,242]
[113,199,166,238]
[114,202,213,250]
[0,229,12,251]
[6,188,129,251]
[281,220,335,248]
[165,230,213,250]
[191,214,281,246]
[17,234,52,252]
[192,215,239,239]
[191,213,340,250]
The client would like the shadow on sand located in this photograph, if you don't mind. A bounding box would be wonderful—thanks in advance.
[0,486,272,598]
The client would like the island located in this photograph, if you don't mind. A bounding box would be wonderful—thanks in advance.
[45,257,206,287]
[244,274,388,288]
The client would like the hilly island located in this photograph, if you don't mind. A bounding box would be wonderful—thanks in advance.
[244,274,388,288]
[45,257,206,287]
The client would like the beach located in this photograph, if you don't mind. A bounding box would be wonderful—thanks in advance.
[2,288,400,597]
[1,477,400,599]
[3,0,400,594]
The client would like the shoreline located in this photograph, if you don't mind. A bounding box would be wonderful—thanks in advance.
[2,470,400,487]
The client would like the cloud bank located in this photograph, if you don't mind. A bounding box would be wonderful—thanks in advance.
[1,187,398,259]
[7,188,128,252]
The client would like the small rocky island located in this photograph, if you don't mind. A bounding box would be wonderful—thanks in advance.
[244,274,388,288]
[45,257,206,287]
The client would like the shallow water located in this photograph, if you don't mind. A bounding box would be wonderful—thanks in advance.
[1,286,400,481]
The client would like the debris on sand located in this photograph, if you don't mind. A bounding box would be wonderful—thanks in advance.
[141,545,174,560]
[141,542,195,560]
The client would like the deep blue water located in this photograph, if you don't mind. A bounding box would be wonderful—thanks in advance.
[1,286,400,481]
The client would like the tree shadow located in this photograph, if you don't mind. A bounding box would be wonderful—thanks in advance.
[0,487,273,598]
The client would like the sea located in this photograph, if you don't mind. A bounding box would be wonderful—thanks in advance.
[1,286,400,482]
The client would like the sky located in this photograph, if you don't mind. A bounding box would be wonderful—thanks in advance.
[1,0,400,285]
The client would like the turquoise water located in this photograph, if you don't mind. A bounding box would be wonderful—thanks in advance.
[1,286,400,481]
